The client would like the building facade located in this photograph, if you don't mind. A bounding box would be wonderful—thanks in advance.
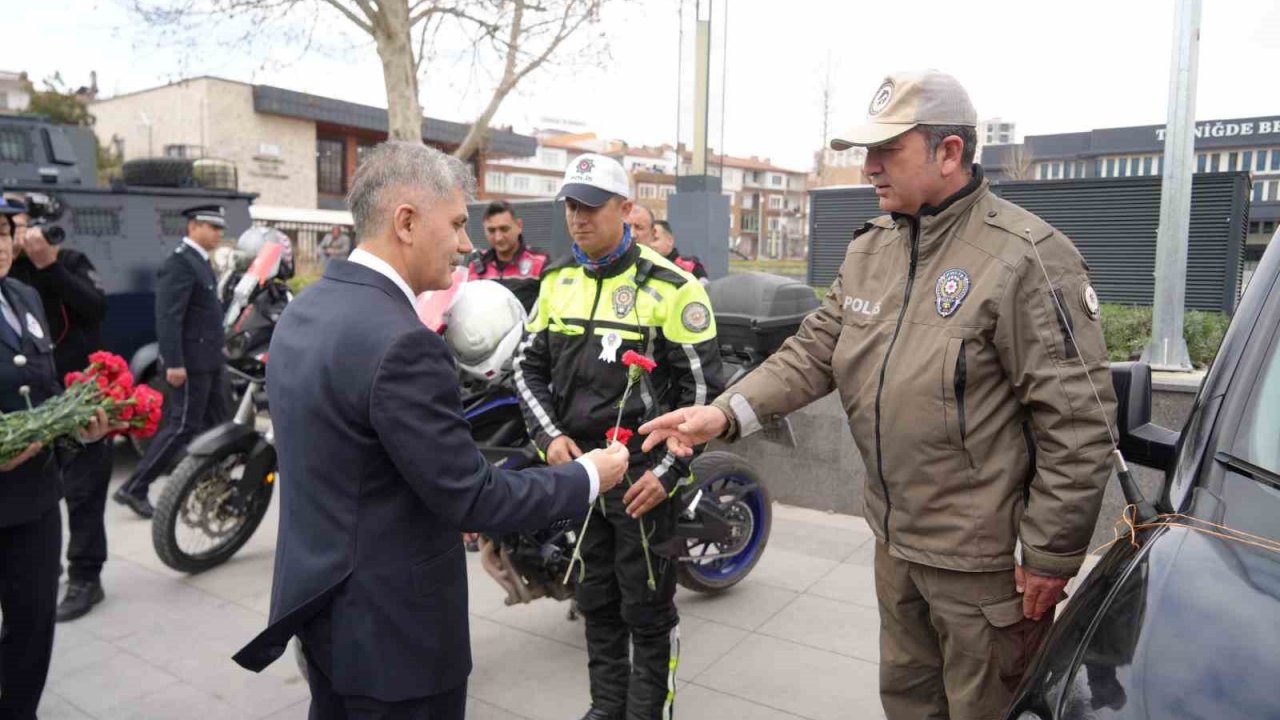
[0,71,31,113]
[90,77,536,213]
[981,117,1016,146]
[982,115,1280,267]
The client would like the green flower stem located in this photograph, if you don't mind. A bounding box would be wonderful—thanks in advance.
[625,475,659,592]
[564,495,605,585]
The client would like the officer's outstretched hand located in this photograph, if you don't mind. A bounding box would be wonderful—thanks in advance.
[0,442,43,472]
[624,471,665,518]
[583,441,629,494]
[639,406,729,457]
[78,408,127,444]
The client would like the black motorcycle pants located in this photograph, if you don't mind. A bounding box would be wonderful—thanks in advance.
[124,368,229,496]
[575,480,680,720]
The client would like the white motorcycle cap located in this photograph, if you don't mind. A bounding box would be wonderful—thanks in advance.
[557,153,631,207]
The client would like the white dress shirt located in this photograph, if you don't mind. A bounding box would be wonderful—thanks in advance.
[346,248,600,502]
[182,236,210,261]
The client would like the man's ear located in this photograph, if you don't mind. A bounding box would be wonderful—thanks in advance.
[515,217,524,232]
[941,136,966,177]
[393,203,416,245]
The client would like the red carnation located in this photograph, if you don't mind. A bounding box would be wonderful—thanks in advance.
[605,427,634,445]
[64,371,87,387]
[621,351,657,373]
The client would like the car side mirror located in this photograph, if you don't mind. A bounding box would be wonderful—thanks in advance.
[1110,361,1180,472]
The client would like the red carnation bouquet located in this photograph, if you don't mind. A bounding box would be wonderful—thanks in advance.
[0,351,164,463]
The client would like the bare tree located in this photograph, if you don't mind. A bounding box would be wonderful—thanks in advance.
[1001,144,1035,181]
[129,0,608,156]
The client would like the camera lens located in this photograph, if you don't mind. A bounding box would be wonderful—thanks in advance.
[44,225,66,245]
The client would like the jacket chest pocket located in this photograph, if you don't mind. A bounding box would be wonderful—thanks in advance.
[941,337,968,451]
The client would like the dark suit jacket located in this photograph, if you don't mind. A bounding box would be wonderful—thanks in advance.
[0,278,64,528]
[234,259,591,700]
[156,242,223,373]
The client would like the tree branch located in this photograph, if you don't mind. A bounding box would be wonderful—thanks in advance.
[318,0,373,34]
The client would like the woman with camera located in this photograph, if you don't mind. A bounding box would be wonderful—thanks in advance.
[0,199,114,719]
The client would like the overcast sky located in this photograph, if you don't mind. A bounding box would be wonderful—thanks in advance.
[8,0,1280,171]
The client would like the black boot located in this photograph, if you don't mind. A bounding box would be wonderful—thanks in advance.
[113,487,154,519]
[56,580,105,622]
[578,709,622,720]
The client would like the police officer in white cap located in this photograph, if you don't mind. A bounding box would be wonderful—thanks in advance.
[515,154,723,720]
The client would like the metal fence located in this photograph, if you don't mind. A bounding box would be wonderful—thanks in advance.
[808,173,1251,313]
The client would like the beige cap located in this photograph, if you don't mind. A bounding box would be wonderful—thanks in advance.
[830,70,977,150]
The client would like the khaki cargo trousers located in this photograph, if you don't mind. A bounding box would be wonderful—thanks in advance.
[875,542,1053,720]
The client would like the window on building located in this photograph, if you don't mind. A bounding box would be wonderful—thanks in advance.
[511,175,530,192]
[638,184,657,199]
[1197,153,1207,173]
[1036,164,1046,180]
[769,196,783,210]
[1272,151,1280,171]
[771,174,784,187]
[163,144,203,159]
[1253,182,1263,202]
[1156,156,1163,175]
[485,171,504,191]
[1144,156,1154,175]
[541,148,565,169]
[1210,152,1221,172]
[1243,151,1254,173]
[659,185,674,199]
[355,139,378,168]
[741,211,759,232]
[741,194,755,210]
[541,178,558,195]
[1106,158,1116,177]
[768,217,780,231]
[316,136,345,195]
[1229,152,1239,171]
[1257,150,1268,172]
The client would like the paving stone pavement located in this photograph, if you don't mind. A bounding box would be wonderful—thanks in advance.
[30,458,891,720]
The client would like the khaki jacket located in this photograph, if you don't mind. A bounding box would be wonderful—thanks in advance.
[714,174,1116,576]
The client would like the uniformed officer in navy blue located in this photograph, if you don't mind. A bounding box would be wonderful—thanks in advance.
[114,204,230,518]
[0,200,114,718]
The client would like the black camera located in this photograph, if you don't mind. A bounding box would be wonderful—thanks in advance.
[23,192,66,245]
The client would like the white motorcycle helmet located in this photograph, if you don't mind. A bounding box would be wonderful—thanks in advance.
[444,280,527,381]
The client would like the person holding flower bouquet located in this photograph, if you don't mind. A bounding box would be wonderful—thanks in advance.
[0,204,126,718]
[4,194,118,624]
[514,154,723,720]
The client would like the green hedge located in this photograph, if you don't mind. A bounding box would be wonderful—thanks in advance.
[1098,303,1227,367]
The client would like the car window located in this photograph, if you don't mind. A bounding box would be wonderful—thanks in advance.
[1232,326,1280,477]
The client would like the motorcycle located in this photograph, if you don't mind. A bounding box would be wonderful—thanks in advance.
[151,227,292,573]
[423,276,776,604]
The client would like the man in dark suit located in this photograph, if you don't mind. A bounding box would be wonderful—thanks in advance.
[234,142,629,720]
[114,205,230,518]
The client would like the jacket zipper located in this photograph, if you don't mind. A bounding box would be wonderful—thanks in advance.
[954,340,967,443]
[873,220,920,542]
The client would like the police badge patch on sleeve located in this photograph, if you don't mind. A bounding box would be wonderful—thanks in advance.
[934,269,971,318]
[1080,283,1101,320]
[681,301,711,333]
[612,285,636,318]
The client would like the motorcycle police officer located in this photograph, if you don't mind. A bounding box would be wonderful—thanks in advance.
[515,154,723,720]
[0,200,113,718]
[641,71,1116,720]
[468,200,549,312]
[114,205,230,518]
[651,221,708,284]
[5,195,113,622]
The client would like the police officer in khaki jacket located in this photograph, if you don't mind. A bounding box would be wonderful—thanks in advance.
[641,70,1116,720]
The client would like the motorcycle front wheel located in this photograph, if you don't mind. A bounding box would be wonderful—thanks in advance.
[676,451,773,594]
[152,445,276,573]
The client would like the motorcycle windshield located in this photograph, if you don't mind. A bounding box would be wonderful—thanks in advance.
[245,242,284,287]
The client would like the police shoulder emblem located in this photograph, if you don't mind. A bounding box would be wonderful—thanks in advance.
[934,268,971,318]
[518,257,533,276]
[681,301,711,333]
[1081,283,1101,320]
[612,285,636,318]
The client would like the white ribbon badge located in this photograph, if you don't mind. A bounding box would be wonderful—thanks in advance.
[598,331,622,363]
